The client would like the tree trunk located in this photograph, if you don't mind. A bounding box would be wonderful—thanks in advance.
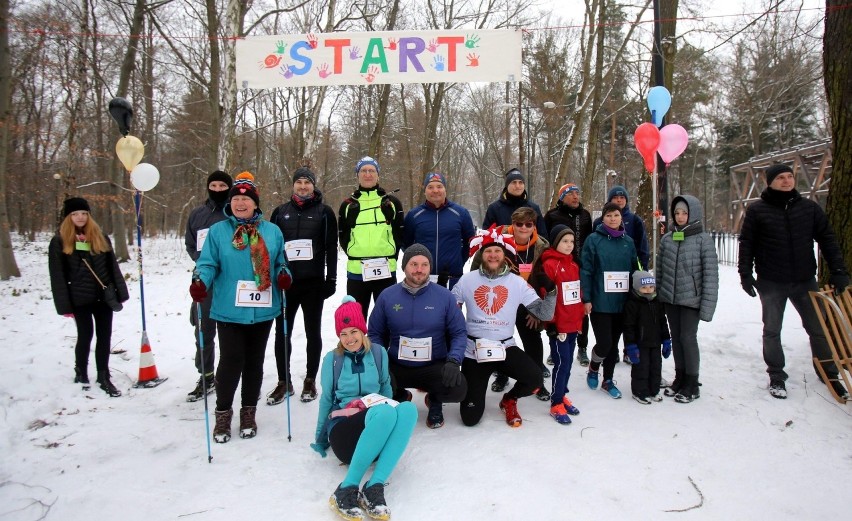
[824,0,852,282]
[581,0,607,198]
[0,0,21,278]
[205,0,222,169]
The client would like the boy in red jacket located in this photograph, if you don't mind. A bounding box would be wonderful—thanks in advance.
[533,225,585,424]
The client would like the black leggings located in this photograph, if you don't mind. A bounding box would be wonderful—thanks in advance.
[73,302,114,373]
[215,320,273,410]
[329,409,369,464]
[515,306,545,370]
[589,312,624,381]
[274,282,326,381]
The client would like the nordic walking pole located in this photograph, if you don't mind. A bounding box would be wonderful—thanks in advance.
[195,297,213,463]
[281,290,292,442]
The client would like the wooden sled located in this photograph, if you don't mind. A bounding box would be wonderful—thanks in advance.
[809,286,852,404]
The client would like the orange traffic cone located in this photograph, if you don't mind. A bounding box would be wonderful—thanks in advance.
[133,331,168,388]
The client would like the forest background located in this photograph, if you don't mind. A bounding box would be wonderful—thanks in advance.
[0,0,850,279]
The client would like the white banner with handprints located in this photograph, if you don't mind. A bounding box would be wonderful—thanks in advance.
[236,29,522,89]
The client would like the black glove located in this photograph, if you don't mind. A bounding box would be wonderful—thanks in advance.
[322,279,337,299]
[441,360,463,388]
[740,275,756,297]
[380,197,396,223]
[829,271,850,296]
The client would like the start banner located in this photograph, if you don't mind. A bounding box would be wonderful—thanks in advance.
[236,29,522,89]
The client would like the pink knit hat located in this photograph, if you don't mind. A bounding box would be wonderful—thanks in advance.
[335,295,367,337]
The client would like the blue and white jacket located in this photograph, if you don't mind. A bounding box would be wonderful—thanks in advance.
[403,200,475,279]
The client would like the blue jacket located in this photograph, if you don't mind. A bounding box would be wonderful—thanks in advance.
[368,282,468,366]
[580,224,638,314]
[195,213,288,324]
[403,200,475,278]
[314,346,392,443]
[593,186,649,269]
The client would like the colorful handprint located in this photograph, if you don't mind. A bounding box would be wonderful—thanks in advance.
[276,40,287,54]
[465,34,480,49]
[317,63,331,78]
[432,55,445,71]
[279,64,294,79]
[349,46,361,60]
[466,53,479,67]
[307,33,318,49]
[363,65,379,83]
[385,38,398,50]
[427,39,438,53]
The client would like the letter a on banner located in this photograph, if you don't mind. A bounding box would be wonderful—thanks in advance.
[237,29,523,89]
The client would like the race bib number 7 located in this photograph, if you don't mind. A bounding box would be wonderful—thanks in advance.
[234,280,272,307]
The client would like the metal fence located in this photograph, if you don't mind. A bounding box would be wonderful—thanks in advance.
[711,231,739,267]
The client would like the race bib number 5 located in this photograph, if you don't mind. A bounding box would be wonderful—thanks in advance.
[474,339,506,363]
[234,280,272,307]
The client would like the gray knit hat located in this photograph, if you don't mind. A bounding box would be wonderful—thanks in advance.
[401,243,433,270]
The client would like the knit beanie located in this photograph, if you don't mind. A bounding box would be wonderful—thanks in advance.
[355,156,380,174]
[229,171,260,208]
[601,202,622,216]
[207,170,233,189]
[549,224,575,246]
[423,172,446,188]
[632,270,656,300]
[765,164,793,185]
[335,295,368,336]
[293,166,317,185]
[558,183,580,202]
[504,168,525,188]
[401,243,433,270]
[673,199,689,216]
[63,197,91,217]
[607,185,628,202]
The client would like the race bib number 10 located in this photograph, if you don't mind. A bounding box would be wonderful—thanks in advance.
[235,280,272,307]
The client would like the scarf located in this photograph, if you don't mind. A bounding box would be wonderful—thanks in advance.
[603,225,625,238]
[232,213,272,291]
[292,192,315,207]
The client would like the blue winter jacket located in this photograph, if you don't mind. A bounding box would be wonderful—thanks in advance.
[593,186,649,269]
[195,212,288,324]
[403,200,475,279]
[314,346,392,443]
[368,282,468,367]
[580,224,638,314]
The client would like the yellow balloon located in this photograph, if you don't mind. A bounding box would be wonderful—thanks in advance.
[115,135,145,171]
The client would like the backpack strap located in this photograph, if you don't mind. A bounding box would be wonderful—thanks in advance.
[330,347,384,408]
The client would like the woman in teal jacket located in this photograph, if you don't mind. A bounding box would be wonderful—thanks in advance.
[312,296,417,521]
[191,172,291,443]
[580,202,638,399]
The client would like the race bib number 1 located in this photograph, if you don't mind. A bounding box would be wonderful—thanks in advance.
[561,280,581,305]
[235,280,272,307]
[398,336,432,362]
[362,258,391,281]
[474,339,506,363]
[604,271,629,293]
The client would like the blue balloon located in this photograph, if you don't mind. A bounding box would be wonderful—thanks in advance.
[647,86,672,127]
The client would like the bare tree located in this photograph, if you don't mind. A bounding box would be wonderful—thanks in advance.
[0,0,21,278]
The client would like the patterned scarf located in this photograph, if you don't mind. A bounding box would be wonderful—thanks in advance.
[232,213,271,291]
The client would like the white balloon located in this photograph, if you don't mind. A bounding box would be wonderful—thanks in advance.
[130,163,160,191]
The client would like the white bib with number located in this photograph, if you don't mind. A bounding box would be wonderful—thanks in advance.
[196,228,209,252]
[362,258,391,281]
[360,393,399,408]
[604,271,629,293]
[285,239,314,261]
[561,280,581,305]
[234,280,272,307]
[474,338,506,363]
[398,336,432,362]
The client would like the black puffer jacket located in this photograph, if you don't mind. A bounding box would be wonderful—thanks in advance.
[49,235,129,315]
[544,202,593,258]
[269,189,338,284]
[738,188,846,283]
[623,292,670,348]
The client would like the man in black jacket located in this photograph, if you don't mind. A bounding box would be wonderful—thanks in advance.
[268,166,338,404]
[738,163,850,400]
[184,171,232,402]
[544,183,593,366]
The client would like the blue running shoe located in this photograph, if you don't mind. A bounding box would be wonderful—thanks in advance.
[587,371,599,390]
[601,379,622,399]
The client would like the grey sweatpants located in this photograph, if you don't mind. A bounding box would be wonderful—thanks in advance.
[664,304,700,377]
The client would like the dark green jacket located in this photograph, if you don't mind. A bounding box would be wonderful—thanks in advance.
[580,224,638,314]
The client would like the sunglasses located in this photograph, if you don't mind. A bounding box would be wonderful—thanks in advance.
[513,222,534,229]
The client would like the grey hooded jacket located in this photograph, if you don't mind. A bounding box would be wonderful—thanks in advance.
[656,194,719,322]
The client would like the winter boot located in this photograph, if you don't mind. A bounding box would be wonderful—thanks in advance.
[675,375,700,403]
[300,377,318,402]
[330,484,364,520]
[491,372,509,392]
[96,370,121,397]
[535,385,552,401]
[664,370,684,397]
[829,379,850,402]
[213,408,233,443]
[768,379,787,399]
[186,372,215,402]
[576,347,590,367]
[266,380,294,405]
[425,394,444,429]
[360,482,391,520]
[542,366,551,378]
[74,367,91,391]
[499,393,522,427]
[239,406,258,439]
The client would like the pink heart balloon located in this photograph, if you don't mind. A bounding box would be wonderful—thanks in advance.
[658,124,688,165]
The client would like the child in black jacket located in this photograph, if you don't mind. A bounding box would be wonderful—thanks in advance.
[623,271,671,404]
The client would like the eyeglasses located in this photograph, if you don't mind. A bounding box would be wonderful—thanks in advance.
[513,222,534,229]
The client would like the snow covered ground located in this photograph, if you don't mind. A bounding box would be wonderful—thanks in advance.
[1,234,850,521]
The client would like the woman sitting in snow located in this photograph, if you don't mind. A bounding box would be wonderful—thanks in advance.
[312,296,418,521]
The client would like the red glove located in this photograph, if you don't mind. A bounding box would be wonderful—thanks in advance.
[189,280,207,303]
[277,271,292,291]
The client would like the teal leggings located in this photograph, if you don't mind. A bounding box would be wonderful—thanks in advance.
[341,401,418,488]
